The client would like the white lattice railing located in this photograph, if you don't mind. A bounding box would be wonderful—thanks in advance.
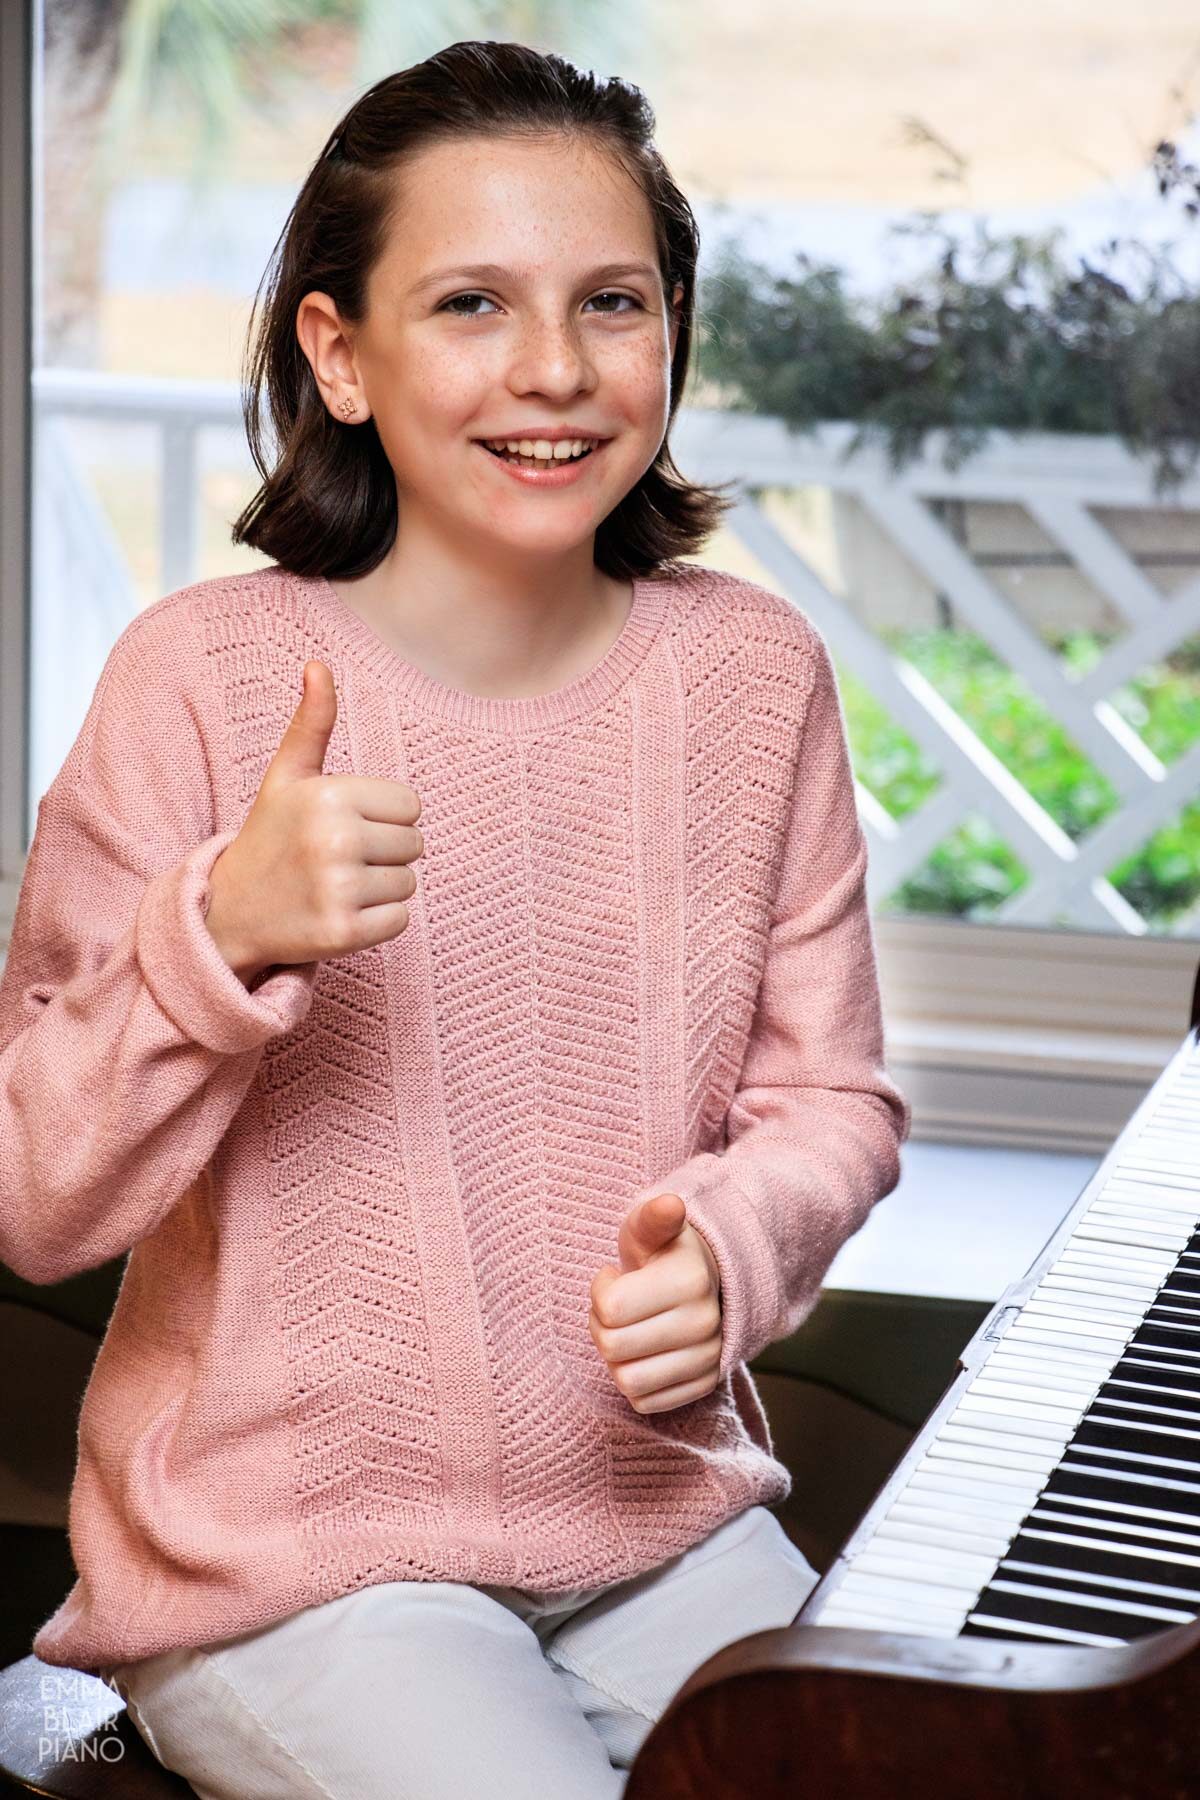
[673,411,1200,935]
[31,374,1200,935]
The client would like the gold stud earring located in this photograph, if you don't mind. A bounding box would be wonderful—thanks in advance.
[337,395,357,420]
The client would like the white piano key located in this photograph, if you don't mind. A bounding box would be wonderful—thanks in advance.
[925,1440,1055,1477]
[908,1467,1044,1507]
[1015,1308,1130,1342]
[837,1569,974,1612]
[1038,1272,1157,1303]
[952,1393,1077,1433]
[979,1362,1102,1401]
[1113,1135,1200,1160]
[1093,1192,1200,1221]
[816,1603,955,1637]
[1042,1273,1166,1304]
[1094,1181,1196,1208]
[874,1517,1012,1558]
[823,1587,967,1629]
[1053,1254,1171,1284]
[856,1543,996,1585]
[1027,1290,1145,1324]
[1007,1322,1131,1354]
[1058,1239,1176,1266]
[938,1422,1067,1463]
[1057,1252,1165,1281]
[1073,1224,1187,1250]
[893,1485,1029,1525]
[958,1385,1083,1425]
[1110,1155,1200,1184]
[993,1339,1115,1375]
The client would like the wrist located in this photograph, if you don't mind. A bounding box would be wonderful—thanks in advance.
[204,864,266,987]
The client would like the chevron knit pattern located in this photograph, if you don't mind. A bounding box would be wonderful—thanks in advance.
[0,559,910,1673]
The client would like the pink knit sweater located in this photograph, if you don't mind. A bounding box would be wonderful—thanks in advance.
[0,559,910,1673]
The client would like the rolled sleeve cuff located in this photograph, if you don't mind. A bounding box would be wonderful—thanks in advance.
[136,829,319,1054]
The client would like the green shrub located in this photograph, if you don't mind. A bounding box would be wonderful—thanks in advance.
[695,141,1200,498]
[841,630,1200,925]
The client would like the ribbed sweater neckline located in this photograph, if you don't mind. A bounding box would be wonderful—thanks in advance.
[286,566,671,734]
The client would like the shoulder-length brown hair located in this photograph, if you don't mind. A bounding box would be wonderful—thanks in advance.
[231,38,736,582]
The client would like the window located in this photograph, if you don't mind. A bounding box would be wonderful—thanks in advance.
[6,1,1200,1145]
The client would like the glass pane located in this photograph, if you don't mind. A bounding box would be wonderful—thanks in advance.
[32,3,1200,940]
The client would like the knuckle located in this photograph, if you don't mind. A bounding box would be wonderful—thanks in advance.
[312,777,344,814]
[325,902,358,947]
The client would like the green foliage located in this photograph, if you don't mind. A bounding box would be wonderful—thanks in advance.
[840,629,1200,926]
[696,140,1200,499]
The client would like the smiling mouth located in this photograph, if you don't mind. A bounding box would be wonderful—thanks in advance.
[480,443,599,469]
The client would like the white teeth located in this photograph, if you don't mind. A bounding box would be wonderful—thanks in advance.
[483,436,598,461]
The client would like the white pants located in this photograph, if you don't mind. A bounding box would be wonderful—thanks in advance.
[102,1504,818,1799]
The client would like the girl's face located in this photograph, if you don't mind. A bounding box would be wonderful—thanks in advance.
[301,132,683,566]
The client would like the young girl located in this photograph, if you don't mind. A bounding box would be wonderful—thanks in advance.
[0,38,910,1800]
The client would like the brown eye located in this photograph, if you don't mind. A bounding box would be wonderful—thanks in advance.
[587,292,641,314]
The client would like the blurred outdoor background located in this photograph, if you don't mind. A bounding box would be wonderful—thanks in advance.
[34,0,1200,936]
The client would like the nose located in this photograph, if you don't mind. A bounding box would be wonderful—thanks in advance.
[505,309,595,401]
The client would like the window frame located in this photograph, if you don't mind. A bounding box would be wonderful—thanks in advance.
[2,0,1194,1154]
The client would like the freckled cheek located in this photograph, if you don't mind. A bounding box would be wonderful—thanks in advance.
[600,341,673,429]
[392,345,487,438]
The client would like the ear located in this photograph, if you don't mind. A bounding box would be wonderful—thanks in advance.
[296,290,367,423]
[668,280,684,357]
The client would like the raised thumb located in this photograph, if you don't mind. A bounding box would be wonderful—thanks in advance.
[265,660,338,784]
[618,1192,686,1272]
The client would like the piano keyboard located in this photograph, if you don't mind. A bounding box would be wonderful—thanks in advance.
[798,1028,1200,1652]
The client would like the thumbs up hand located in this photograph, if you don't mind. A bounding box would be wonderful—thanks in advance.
[205,660,425,982]
[588,1194,723,1414]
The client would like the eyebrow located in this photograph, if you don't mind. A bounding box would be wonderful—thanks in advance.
[407,260,662,299]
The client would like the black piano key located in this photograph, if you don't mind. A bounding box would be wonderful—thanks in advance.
[1148,1294,1200,1319]
[967,1580,1176,1640]
[1105,1364,1200,1400]
[1027,1505,1200,1558]
[1043,1465,1200,1517]
[1071,1419,1200,1464]
[997,1556,1200,1614]
[959,1619,1078,1645]
[1093,1386,1200,1422]
[1128,1323,1200,1353]
[1003,1528,1200,1598]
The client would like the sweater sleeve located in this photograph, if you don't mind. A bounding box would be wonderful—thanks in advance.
[0,612,319,1287]
[628,624,912,1383]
